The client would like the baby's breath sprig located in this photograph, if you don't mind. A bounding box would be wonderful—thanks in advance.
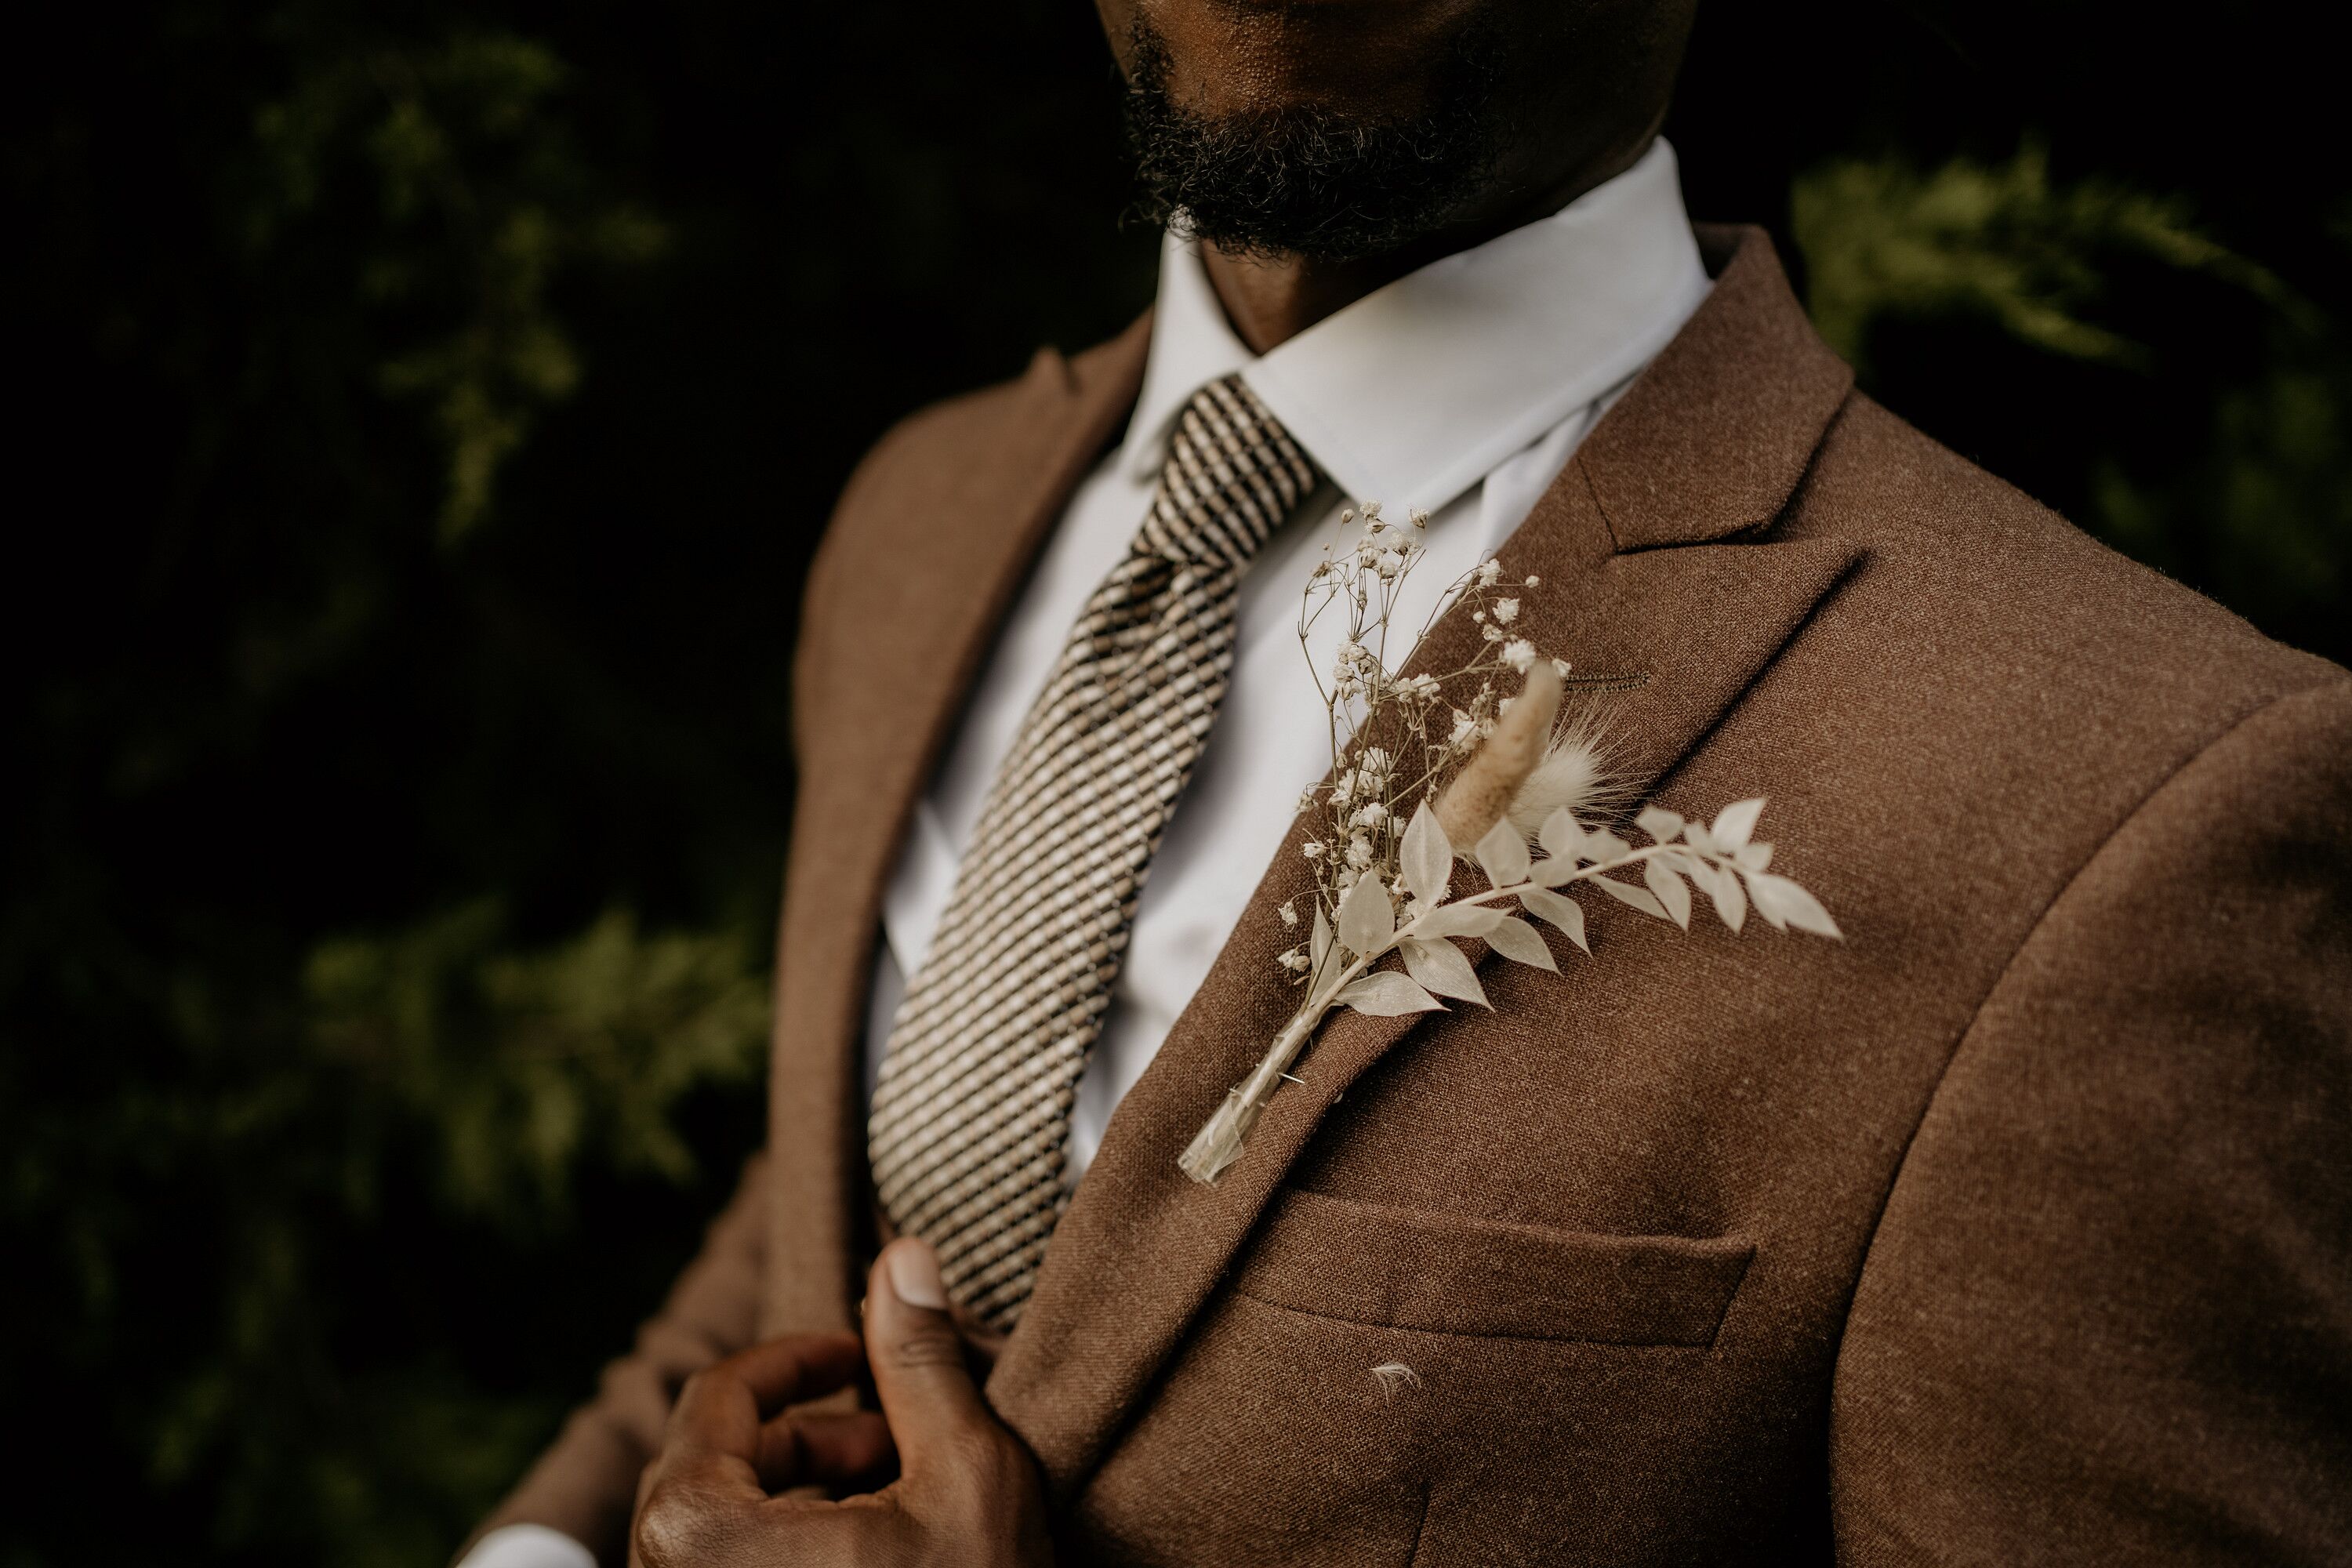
[1179,506,1840,1185]
[1281,505,1569,952]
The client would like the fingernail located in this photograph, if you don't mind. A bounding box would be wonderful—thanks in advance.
[886,1239,948,1311]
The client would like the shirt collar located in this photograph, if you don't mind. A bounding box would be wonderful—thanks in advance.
[1119,138,1710,519]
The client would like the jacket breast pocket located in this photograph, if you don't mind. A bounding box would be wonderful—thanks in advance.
[1075,1185,1764,1566]
[1232,1185,1754,1346]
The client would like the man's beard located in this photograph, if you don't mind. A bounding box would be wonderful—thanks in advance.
[1120,17,1508,263]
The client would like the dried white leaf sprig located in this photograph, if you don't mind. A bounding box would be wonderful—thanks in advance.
[1178,508,1840,1185]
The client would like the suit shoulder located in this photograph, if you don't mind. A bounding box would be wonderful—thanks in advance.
[789,321,1148,735]
[1795,392,2342,713]
[826,321,1150,544]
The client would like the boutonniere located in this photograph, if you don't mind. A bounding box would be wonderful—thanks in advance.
[1181,505,1841,1185]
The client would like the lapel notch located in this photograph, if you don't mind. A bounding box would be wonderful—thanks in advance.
[1581,223,1854,553]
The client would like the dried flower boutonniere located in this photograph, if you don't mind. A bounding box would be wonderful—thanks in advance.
[1179,505,1841,1185]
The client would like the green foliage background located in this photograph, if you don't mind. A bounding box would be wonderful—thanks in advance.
[3,4,2343,1563]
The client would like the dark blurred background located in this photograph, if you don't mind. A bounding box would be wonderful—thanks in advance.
[3,3,2344,1563]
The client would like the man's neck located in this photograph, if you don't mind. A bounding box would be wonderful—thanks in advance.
[1198,245,1429,357]
[1198,135,1663,354]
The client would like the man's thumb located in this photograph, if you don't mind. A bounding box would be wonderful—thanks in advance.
[865,1238,997,1475]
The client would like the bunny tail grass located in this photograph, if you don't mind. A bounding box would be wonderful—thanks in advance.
[1434,661,1563,853]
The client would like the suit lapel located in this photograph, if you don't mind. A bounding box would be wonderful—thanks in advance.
[988,227,1862,1499]
[759,324,1150,1338]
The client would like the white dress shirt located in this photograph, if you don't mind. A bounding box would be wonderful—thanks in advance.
[463,138,1708,1568]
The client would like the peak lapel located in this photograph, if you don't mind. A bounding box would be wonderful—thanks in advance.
[759,321,1150,1339]
[1582,222,1855,552]
[987,228,1863,1498]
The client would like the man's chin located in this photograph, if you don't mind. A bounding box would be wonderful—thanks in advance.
[1122,9,1506,263]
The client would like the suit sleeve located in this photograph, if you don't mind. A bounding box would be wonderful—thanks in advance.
[456,1151,769,1568]
[1829,681,2352,1564]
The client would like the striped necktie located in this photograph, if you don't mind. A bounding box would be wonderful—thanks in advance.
[868,374,1323,1330]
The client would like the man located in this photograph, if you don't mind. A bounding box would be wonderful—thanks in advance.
[461,0,2352,1563]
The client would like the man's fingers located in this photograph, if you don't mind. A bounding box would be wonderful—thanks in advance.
[864,1239,1015,1483]
[950,1305,1011,1377]
[754,1409,897,1492]
[626,1457,662,1568]
[666,1333,867,1469]
[717,1333,868,1418]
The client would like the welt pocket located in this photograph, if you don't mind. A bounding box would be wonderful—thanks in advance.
[1230,1186,1753,1346]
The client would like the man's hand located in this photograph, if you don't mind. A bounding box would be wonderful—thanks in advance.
[630,1238,1053,1567]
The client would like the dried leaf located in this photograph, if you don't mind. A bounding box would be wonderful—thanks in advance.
[1484,914,1557,971]
[1337,971,1446,1016]
[1594,875,1668,919]
[1746,871,1842,938]
[1711,797,1766,850]
[1538,807,1584,863]
[1336,871,1396,958]
[1400,936,1490,1007]
[1401,801,1451,908]
[1311,902,1333,967]
[1643,857,1692,930]
[1584,829,1632,866]
[1413,902,1505,939]
[1735,840,1773,873]
[1475,818,1532,889]
[1688,857,1747,933]
[1635,806,1685,844]
[1519,886,1588,953]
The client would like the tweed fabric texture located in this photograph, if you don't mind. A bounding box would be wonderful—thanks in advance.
[466,231,2352,1568]
[866,374,1320,1330]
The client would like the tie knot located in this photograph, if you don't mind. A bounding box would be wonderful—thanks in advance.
[1139,376,1322,570]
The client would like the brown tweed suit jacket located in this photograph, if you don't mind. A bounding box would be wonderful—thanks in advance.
[474,227,2352,1565]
